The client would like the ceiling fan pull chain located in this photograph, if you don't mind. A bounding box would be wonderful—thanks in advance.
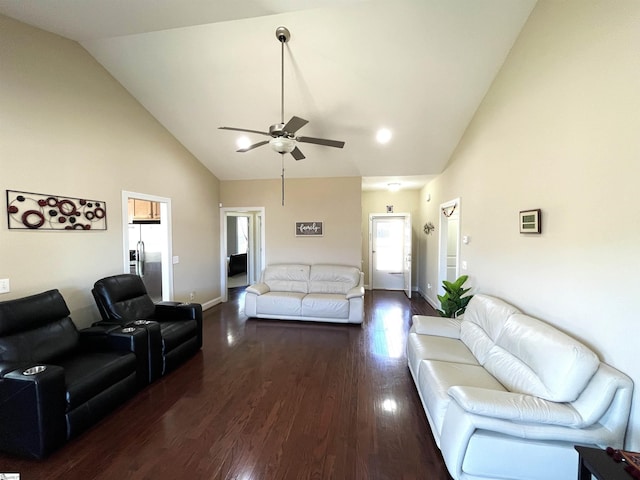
[281,154,285,206]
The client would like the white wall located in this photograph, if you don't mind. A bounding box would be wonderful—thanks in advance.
[0,15,221,325]
[419,0,640,449]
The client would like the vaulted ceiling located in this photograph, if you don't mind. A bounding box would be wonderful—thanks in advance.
[0,0,537,190]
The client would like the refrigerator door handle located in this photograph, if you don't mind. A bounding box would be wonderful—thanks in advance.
[136,240,145,277]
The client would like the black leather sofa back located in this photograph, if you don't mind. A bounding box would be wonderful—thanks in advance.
[93,274,156,323]
[0,290,79,367]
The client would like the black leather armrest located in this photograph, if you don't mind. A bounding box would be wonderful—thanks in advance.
[154,302,202,321]
[0,364,67,459]
[155,303,203,348]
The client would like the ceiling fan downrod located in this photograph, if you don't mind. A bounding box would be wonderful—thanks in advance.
[275,26,290,125]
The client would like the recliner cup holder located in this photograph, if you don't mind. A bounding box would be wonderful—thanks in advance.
[23,365,47,375]
[121,327,136,333]
[133,320,152,325]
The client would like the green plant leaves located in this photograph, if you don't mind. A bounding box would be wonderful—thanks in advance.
[437,275,473,318]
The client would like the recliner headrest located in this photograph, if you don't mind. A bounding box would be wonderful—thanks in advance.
[0,289,71,336]
[93,274,149,303]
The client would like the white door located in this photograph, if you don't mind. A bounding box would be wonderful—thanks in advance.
[371,216,406,291]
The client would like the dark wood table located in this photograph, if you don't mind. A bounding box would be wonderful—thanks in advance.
[575,446,631,480]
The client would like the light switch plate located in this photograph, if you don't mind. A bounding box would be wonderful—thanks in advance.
[172,256,179,264]
[0,278,10,294]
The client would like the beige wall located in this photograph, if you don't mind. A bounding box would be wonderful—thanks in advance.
[361,189,421,288]
[0,15,221,326]
[220,177,362,267]
[419,0,640,449]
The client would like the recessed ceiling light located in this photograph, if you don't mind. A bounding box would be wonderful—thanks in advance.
[376,128,392,144]
[236,136,251,150]
[387,182,401,192]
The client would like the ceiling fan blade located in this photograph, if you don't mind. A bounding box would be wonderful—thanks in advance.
[237,140,269,152]
[290,146,305,161]
[219,126,271,137]
[283,116,309,135]
[297,136,345,149]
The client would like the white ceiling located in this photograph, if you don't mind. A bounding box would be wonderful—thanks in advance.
[0,0,536,190]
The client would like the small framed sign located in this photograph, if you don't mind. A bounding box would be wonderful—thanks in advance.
[295,221,323,237]
[519,209,541,234]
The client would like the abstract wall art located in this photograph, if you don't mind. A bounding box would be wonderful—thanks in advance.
[6,190,107,230]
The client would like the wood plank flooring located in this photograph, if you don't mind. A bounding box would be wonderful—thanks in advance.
[0,289,453,480]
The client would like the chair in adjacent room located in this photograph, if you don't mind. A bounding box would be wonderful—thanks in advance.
[91,274,203,383]
[0,289,145,459]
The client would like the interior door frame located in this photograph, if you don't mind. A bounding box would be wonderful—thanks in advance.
[368,212,411,295]
[121,191,173,301]
[438,197,461,296]
[220,207,266,303]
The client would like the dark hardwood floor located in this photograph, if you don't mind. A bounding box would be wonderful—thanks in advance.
[0,289,453,480]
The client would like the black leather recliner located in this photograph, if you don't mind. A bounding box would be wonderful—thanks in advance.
[0,289,146,459]
[92,274,203,383]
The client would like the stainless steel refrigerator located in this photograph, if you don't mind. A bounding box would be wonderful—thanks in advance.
[129,221,163,302]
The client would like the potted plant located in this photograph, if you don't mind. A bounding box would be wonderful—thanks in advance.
[437,275,473,318]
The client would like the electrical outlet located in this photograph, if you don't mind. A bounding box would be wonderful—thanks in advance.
[189,291,195,301]
[0,278,10,294]
[427,283,432,290]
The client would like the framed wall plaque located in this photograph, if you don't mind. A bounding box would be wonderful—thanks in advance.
[295,221,323,237]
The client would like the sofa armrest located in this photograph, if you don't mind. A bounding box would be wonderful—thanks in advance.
[346,285,364,300]
[0,364,67,458]
[154,302,202,321]
[412,315,462,338]
[246,283,270,295]
[448,386,584,427]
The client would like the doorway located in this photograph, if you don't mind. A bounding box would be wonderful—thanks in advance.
[369,213,412,298]
[220,207,265,302]
[438,198,461,296]
[121,191,173,302]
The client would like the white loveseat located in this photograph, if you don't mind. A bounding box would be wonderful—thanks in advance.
[244,264,364,324]
[407,294,633,480]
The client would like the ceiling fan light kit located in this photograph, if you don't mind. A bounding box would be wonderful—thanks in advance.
[218,26,346,205]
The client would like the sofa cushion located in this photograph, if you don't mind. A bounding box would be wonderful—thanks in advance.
[407,331,479,380]
[309,265,360,294]
[263,264,310,294]
[256,292,305,316]
[301,294,349,319]
[460,294,520,364]
[484,313,600,402]
[418,359,507,437]
[58,350,137,410]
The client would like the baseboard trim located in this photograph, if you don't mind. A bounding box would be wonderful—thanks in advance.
[202,297,222,311]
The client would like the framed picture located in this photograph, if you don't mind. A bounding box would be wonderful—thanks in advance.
[295,221,323,237]
[519,209,541,234]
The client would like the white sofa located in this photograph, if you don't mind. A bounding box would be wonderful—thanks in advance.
[244,264,364,324]
[407,294,633,480]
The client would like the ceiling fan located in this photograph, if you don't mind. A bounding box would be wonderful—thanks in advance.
[218,26,346,162]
